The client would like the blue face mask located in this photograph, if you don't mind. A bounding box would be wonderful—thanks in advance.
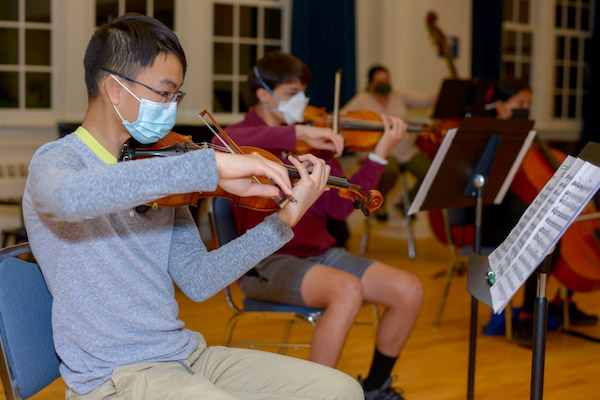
[111,74,177,144]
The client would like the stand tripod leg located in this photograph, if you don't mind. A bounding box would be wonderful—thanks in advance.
[560,285,570,331]
[531,272,548,400]
[434,260,455,326]
[467,295,478,400]
[402,171,416,260]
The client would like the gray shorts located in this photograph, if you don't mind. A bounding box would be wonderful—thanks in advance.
[239,247,376,307]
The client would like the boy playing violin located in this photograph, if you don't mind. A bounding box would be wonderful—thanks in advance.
[22,14,364,400]
[220,51,423,400]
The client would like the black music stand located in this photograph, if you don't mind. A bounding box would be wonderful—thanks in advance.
[432,79,474,119]
[468,142,600,400]
[408,116,536,400]
[432,78,498,119]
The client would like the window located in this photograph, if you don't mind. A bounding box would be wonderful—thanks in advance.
[0,0,52,109]
[501,0,534,83]
[95,0,175,29]
[552,0,593,119]
[212,0,290,114]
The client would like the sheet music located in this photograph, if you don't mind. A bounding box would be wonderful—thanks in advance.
[488,156,579,269]
[488,158,600,313]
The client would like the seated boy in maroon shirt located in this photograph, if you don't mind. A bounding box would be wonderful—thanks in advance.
[215,52,423,400]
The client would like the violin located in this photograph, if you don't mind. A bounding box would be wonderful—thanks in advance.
[119,110,383,216]
[300,105,441,153]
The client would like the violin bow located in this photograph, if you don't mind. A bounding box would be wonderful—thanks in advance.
[198,109,295,206]
[333,68,342,135]
[198,110,245,156]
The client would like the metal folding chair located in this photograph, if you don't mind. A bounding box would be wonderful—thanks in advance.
[207,197,379,354]
[359,168,416,259]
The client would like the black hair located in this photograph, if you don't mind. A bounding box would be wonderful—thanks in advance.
[492,78,531,102]
[367,65,389,84]
[84,13,187,98]
[248,51,311,103]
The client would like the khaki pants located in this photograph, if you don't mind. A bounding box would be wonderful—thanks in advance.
[65,332,363,400]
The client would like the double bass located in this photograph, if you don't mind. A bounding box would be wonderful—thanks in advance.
[422,11,475,248]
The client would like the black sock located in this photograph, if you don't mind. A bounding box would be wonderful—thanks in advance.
[362,348,398,391]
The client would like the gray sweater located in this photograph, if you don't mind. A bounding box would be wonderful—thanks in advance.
[22,133,293,394]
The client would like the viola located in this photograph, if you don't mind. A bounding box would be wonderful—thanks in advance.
[120,110,383,216]
[300,105,441,153]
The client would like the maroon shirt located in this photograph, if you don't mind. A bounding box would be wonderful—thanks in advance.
[217,108,386,257]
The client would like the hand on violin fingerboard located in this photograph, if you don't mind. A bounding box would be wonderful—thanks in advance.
[295,125,345,156]
[372,115,407,159]
[214,152,293,199]
[277,154,331,228]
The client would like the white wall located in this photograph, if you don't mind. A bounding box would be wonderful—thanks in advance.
[355,0,471,95]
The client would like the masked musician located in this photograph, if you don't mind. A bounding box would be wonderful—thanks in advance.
[22,14,364,400]
[219,51,422,400]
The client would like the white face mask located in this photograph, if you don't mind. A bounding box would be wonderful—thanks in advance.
[276,91,309,125]
[254,66,309,125]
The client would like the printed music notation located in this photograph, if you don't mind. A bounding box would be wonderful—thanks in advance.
[487,155,600,313]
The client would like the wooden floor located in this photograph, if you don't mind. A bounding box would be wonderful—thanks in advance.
[11,212,600,400]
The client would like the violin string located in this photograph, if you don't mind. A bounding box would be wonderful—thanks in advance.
[193,134,350,189]
[209,142,350,188]
[321,115,384,131]
[280,164,349,188]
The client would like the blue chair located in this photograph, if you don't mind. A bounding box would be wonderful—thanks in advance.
[0,242,61,399]
[207,198,379,354]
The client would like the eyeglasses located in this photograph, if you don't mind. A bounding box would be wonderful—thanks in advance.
[100,66,186,105]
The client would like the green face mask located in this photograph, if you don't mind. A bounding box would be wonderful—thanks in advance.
[373,82,391,95]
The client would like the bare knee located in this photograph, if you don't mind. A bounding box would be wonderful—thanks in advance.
[402,273,424,310]
[327,274,364,314]
[384,271,423,311]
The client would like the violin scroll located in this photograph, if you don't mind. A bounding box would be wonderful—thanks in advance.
[336,186,384,217]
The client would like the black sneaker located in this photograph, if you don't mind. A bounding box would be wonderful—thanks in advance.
[359,376,405,400]
[548,302,599,326]
[514,317,534,348]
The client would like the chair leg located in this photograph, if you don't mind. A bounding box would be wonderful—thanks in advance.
[279,320,295,354]
[224,314,243,347]
[402,172,416,260]
[359,217,370,256]
[560,285,570,331]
